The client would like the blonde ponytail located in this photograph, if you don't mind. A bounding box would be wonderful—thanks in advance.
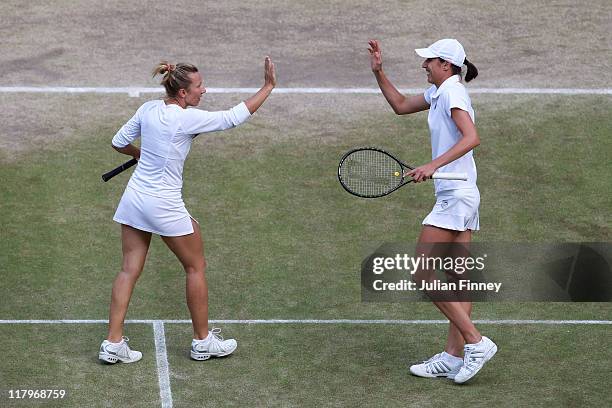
[152,61,198,97]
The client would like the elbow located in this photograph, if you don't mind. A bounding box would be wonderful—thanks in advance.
[391,104,404,115]
[469,133,480,149]
[224,119,239,129]
[473,136,480,149]
[391,100,405,115]
[112,143,127,153]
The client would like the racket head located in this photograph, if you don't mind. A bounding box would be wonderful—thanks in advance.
[337,147,407,198]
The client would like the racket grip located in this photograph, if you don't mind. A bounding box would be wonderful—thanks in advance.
[431,172,468,181]
[102,158,138,182]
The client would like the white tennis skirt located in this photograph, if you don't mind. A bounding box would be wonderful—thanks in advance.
[113,185,195,236]
[422,187,480,232]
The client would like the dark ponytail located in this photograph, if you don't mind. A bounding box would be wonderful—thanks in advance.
[438,56,478,82]
[464,58,478,82]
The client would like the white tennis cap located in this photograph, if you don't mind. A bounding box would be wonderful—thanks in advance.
[415,39,466,67]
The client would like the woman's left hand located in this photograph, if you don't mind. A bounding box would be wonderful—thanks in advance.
[405,162,438,183]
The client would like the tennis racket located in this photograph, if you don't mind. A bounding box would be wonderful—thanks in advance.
[101,158,138,182]
[338,147,467,198]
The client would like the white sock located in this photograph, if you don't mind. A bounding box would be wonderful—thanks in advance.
[193,332,212,343]
[442,352,463,363]
[465,337,484,347]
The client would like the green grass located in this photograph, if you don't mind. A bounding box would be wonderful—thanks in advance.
[0,94,610,319]
[149,323,612,407]
[3,323,610,407]
[0,94,611,407]
[0,324,159,407]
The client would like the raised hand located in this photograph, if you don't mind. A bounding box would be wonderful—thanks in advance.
[244,56,276,114]
[264,56,276,88]
[368,40,383,73]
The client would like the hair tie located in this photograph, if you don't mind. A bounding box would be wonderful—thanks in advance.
[167,64,175,74]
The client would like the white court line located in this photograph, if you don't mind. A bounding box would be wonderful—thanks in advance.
[0,86,611,97]
[0,319,611,324]
[153,321,173,408]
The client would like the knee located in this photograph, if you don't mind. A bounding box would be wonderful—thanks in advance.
[120,255,147,280]
[118,266,143,281]
[184,259,206,275]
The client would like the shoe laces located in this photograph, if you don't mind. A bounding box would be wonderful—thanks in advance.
[209,328,224,342]
[422,352,443,364]
[424,355,455,374]
[119,336,131,350]
[463,345,481,370]
[106,336,132,356]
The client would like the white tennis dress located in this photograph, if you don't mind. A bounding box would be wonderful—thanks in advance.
[112,100,251,236]
[421,75,480,231]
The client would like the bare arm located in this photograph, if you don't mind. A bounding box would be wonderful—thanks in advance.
[244,56,276,114]
[407,108,480,182]
[112,144,140,160]
[368,40,429,115]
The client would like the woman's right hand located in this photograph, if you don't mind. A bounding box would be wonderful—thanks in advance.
[368,40,383,73]
[264,56,276,88]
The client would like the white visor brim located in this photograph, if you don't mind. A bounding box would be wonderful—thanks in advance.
[415,47,438,59]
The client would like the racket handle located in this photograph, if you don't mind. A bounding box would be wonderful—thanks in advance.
[432,172,468,181]
[102,158,138,182]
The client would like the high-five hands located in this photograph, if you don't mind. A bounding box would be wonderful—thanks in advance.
[368,40,383,73]
[264,56,276,88]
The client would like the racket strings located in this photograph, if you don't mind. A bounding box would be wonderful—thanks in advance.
[339,150,402,196]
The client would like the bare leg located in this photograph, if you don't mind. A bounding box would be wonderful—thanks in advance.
[107,225,152,342]
[445,302,472,356]
[162,219,208,340]
[417,226,482,347]
[445,230,473,357]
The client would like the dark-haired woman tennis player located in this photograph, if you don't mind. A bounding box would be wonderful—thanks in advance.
[368,38,496,383]
[99,57,275,363]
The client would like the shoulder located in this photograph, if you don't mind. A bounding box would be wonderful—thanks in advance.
[176,107,211,119]
[142,99,163,108]
[136,99,163,113]
[452,81,471,102]
[440,81,471,107]
[173,107,213,131]
[443,81,469,97]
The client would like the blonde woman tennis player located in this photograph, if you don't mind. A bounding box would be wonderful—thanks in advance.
[368,39,496,383]
[99,57,275,363]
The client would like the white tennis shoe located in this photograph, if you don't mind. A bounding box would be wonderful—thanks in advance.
[454,336,497,384]
[190,328,237,361]
[409,351,463,379]
[99,337,142,364]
